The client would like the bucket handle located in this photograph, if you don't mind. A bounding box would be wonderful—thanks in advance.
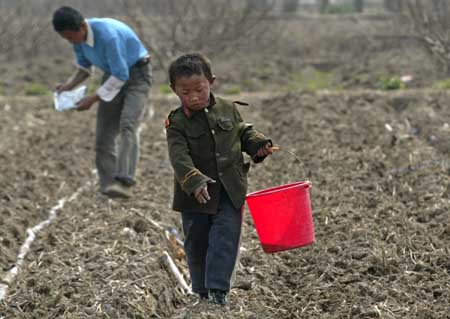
[270,145,303,165]
[270,146,312,187]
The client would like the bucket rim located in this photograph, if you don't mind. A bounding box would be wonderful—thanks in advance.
[246,181,311,198]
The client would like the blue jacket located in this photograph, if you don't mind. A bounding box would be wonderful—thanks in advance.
[73,18,148,81]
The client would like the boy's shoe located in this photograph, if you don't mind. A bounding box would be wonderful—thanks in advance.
[208,289,228,306]
[199,292,209,300]
[103,182,132,199]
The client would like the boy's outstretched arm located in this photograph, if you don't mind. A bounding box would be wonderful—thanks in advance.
[233,106,273,163]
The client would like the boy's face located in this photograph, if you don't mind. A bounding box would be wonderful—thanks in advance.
[172,74,214,111]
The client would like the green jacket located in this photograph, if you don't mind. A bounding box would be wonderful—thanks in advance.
[166,94,271,214]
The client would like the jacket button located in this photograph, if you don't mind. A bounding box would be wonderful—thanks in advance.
[219,172,223,177]
[216,152,220,157]
[211,129,215,135]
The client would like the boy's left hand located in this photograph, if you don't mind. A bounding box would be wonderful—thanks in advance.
[255,142,274,158]
[193,183,211,204]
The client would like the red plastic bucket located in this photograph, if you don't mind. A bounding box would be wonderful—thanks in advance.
[246,181,315,253]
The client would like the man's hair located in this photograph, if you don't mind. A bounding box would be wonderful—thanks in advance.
[52,6,84,32]
[169,53,213,86]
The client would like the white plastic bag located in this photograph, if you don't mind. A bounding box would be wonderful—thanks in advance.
[54,85,87,111]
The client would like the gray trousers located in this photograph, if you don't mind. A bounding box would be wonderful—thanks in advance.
[96,62,152,191]
[182,189,243,295]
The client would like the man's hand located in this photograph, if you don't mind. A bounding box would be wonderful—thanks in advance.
[56,68,90,94]
[76,94,100,112]
[193,183,211,204]
[56,83,73,94]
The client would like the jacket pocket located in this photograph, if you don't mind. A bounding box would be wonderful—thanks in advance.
[217,117,234,131]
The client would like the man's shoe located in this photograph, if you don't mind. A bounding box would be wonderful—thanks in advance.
[208,289,228,306]
[115,175,136,187]
[103,182,132,199]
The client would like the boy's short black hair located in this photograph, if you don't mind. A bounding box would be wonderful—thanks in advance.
[169,53,213,86]
[52,6,84,32]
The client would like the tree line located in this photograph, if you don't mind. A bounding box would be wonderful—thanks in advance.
[1,0,449,76]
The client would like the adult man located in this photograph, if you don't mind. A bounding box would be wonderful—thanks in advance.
[53,6,152,198]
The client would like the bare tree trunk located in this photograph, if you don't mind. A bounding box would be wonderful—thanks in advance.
[402,0,450,75]
[318,0,329,13]
[384,0,403,12]
[283,0,299,13]
[354,0,364,13]
[246,0,270,10]
[118,0,278,74]
[0,0,54,62]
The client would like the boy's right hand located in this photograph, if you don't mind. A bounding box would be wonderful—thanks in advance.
[193,183,211,204]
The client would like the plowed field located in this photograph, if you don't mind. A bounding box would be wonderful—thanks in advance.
[1,90,449,318]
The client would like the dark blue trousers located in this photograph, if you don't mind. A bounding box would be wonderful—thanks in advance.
[181,189,242,295]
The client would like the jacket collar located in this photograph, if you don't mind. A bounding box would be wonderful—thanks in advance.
[85,19,94,47]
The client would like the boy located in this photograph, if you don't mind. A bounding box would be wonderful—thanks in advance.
[52,6,152,198]
[165,53,273,306]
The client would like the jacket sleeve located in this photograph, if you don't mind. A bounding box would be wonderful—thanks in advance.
[104,37,130,81]
[166,122,214,195]
[234,105,272,163]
